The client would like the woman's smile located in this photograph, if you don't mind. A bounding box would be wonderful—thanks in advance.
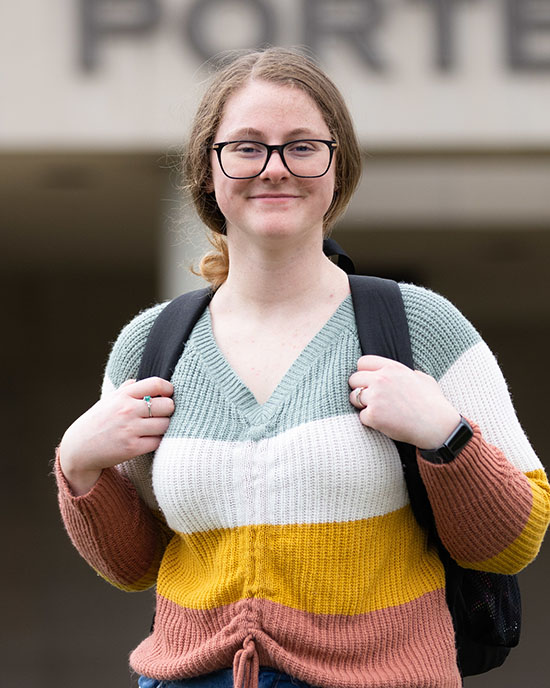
[248,192,301,201]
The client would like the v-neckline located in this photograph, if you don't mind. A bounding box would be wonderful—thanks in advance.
[189,294,353,425]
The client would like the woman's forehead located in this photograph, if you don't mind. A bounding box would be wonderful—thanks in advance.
[216,79,330,140]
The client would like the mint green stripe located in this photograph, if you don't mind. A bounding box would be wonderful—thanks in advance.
[399,283,481,382]
[165,297,361,441]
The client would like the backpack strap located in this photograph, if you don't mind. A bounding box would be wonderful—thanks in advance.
[323,237,356,274]
[348,275,413,367]
[137,287,213,382]
[348,275,435,534]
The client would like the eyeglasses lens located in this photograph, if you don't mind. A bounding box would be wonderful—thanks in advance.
[220,140,331,178]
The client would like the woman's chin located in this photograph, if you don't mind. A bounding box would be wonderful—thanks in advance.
[228,218,323,245]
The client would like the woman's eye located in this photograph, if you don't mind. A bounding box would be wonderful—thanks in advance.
[287,141,317,155]
[232,143,264,155]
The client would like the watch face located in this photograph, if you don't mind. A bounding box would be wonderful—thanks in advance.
[420,417,474,464]
[446,418,474,457]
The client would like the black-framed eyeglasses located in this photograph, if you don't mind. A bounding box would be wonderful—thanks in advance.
[211,139,338,179]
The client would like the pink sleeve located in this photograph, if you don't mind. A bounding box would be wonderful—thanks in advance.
[55,449,172,590]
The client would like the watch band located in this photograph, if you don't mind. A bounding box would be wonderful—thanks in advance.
[419,416,474,464]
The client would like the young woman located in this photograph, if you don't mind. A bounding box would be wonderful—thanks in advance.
[56,48,550,688]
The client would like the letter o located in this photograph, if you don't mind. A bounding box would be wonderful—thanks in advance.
[184,0,276,62]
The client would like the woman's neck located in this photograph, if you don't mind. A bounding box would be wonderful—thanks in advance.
[214,232,349,315]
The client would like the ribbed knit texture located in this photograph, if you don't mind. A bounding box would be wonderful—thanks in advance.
[56,284,550,688]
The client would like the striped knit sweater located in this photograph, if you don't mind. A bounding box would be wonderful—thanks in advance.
[56,284,550,688]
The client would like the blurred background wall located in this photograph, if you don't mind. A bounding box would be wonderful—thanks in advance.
[1,1,549,686]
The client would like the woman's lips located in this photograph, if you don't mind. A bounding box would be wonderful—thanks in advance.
[249,194,299,200]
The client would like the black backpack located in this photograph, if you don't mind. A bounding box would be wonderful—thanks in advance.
[137,240,521,678]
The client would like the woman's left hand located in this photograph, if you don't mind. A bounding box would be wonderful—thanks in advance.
[349,355,461,449]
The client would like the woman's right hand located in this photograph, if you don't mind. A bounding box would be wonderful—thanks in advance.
[58,377,174,496]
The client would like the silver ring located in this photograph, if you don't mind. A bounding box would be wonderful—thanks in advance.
[143,395,153,417]
[355,387,367,410]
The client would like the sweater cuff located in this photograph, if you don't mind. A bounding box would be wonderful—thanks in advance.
[55,447,141,521]
[55,447,101,499]
[416,419,534,565]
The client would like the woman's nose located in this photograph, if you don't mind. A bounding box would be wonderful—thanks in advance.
[259,150,289,181]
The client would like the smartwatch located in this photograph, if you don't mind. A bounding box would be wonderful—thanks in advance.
[419,416,474,464]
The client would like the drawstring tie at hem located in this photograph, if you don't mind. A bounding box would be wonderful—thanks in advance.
[233,634,259,688]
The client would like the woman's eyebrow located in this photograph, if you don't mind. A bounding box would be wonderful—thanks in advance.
[223,127,319,140]
[224,127,263,139]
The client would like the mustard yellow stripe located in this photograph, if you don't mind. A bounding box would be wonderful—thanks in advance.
[156,506,445,615]
[458,468,550,574]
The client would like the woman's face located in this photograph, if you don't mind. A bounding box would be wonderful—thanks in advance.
[210,79,336,245]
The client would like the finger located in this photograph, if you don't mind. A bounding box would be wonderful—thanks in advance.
[138,417,171,437]
[126,377,174,399]
[359,407,372,428]
[137,396,175,418]
[132,436,164,456]
[348,371,372,389]
[349,386,368,410]
[356,355,399,371]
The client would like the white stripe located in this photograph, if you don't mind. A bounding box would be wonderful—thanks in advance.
[152,414,408,534]
[439,340,541,474]
[117,453,160,511]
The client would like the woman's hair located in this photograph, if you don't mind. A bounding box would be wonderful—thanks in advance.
[184,47,362,288]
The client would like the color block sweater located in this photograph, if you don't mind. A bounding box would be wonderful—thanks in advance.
[56,284,550,688]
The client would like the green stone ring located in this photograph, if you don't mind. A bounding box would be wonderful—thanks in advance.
[143,395,153,417]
